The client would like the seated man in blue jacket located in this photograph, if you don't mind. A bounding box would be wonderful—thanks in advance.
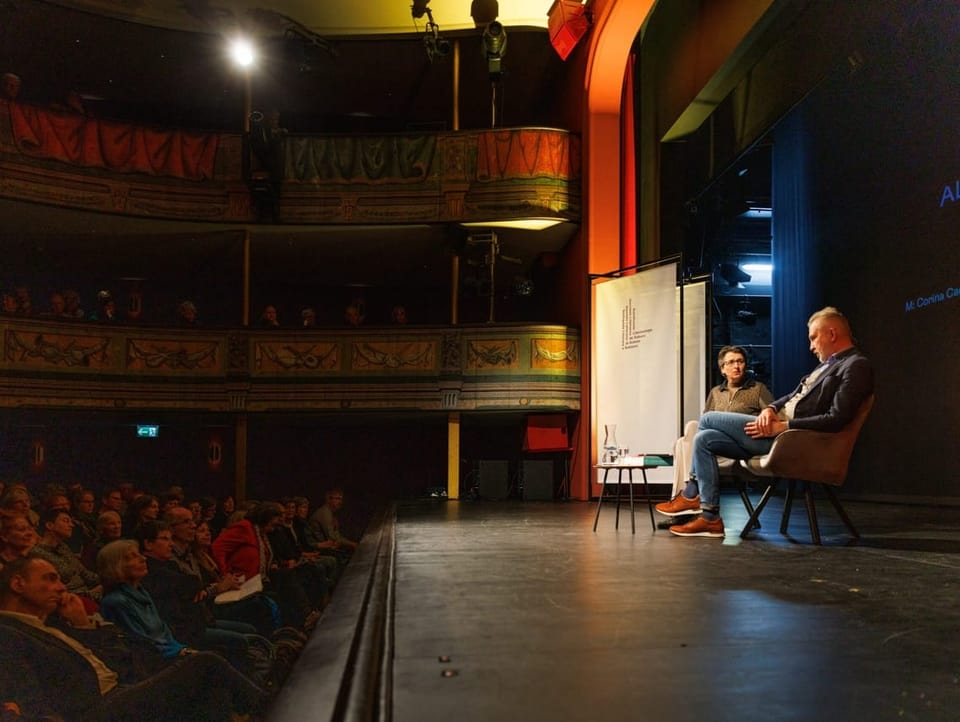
[656,306,874,538]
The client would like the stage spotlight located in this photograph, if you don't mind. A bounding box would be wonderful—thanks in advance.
[719,262,751,287]
[482,21,507,77]
[471,0,499,27]
[424,33,451,61]
[411,0,431,20]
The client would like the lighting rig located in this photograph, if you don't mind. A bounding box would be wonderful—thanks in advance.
[412,0,450,61]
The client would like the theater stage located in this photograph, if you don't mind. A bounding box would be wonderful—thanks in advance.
[269,492,960,722]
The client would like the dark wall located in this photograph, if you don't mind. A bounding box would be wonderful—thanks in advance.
[797,3,960,499]
[0,410,547,510]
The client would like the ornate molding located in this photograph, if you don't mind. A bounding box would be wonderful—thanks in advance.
[466,339,519,369]
[5,330,111,368]
[0,320,579,412]
[127,339,219,372]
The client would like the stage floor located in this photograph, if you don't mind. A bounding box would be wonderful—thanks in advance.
[389,492,960,722]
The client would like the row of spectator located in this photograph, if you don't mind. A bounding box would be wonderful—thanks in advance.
[1,286,411,328]
[0,480,360,720]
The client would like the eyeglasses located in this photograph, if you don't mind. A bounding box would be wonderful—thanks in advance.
[722,359,746,367]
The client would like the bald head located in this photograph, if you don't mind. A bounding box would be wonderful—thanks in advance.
[807,306,854,362]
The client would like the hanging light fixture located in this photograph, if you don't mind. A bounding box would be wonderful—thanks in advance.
[482,20,507,78]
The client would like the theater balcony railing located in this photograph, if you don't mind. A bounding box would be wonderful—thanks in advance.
[0,99,580,225]
[0,318,580,414]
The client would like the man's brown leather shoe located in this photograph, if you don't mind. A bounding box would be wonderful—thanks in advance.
[654,494,700,517]
[669,516,725,538]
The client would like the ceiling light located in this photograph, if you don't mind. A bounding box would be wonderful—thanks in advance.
[461,219,564,231]
[229,37,256,68]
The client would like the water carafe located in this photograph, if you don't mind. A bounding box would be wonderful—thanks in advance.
[602,424,618,463]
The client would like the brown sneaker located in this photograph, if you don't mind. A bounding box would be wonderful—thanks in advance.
[669,516,725,538]
[655,494,701,517]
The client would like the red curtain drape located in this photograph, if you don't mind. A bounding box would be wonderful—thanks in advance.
[8,102,218,181]
[620,53,638,269]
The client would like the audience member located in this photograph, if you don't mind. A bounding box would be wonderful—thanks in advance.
[268,498,333,603]
[92,290,119,322]
[137,519,275,687]
[159,491,182,516]
[0,72,20,101]
[212,502,316,629]
[0,555,265,722]
[13,286,32,316]
[344,302,365,326]
[100,486,125,515]
[98,539,193,659]
[192,519,281,636]
[61,288,85,319]
[123,494,159,536]
[40,291,66,318]
[0,290,17,316]
[301,307,317,327]
[176,300,200,326]
[310,487,359,552]
[293,496,346,575]
[0,515,37,572]
[81,510,123,572]
[0,485,38,527]
[186,499,202,522]
[32,508,103,604]
[70,487,99,553]
[259,304,281,327]
[35,486,89,555]
[390,304,408,325]
[198,495,217,527]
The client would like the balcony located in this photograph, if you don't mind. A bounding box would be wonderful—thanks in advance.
[0,317,580,414]
[0,99,580,226]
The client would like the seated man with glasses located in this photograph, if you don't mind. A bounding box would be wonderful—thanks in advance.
[666,345,773,505]
[657,307,873,539]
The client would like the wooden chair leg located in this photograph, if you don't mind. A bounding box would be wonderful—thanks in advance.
[803,483,821,545]
[822,485,860,538]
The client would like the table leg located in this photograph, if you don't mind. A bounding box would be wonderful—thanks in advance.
[614,468,623,529]
[592,468,610,532]
[641,468,655,531]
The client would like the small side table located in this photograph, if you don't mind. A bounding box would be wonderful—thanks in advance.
[592,463,662,533]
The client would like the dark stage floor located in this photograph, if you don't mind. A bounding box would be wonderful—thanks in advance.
[387,492,960,722]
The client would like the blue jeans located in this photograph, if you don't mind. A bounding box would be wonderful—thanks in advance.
[692,412,776,513]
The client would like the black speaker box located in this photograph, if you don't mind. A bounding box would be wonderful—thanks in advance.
[522,459,554,500]
[477,459,510,500]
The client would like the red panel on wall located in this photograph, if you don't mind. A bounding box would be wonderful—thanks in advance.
[523,414,570,451]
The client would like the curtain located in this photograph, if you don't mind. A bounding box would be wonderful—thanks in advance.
[770,106,820,396]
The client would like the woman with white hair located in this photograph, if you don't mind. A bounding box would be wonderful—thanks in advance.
[97,539,191,660]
